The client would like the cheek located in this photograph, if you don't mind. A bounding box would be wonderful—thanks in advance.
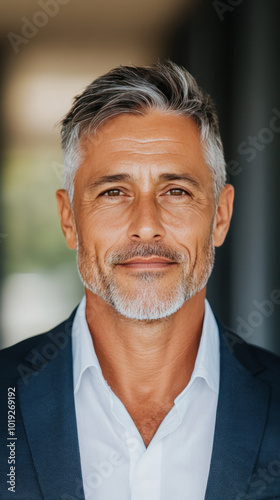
[75,199,214,258]
[76,209,125,260]
[166,218,214,269]
[164,207,212,246]
[81,201,129,231]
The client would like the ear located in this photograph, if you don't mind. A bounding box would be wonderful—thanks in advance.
[56,189,77,250]
[213,184,234,247]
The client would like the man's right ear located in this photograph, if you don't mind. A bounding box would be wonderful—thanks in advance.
[56,189,77,250]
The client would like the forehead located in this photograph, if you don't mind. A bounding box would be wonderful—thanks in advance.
[78,110,210,181]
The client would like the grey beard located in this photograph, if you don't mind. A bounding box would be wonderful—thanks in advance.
[76,237,215,321]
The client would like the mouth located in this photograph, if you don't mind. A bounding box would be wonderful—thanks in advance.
[116,257,177,270]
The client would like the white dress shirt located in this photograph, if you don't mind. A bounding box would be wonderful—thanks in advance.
[72,297,220,500]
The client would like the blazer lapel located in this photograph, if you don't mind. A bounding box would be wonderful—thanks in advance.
[205,324,271,500]
[17,313,85,500]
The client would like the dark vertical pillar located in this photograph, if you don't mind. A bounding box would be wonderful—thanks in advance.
[168,0,280,354]
[229,0,280,354]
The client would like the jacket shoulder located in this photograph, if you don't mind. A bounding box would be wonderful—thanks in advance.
[219,319,280,385]
[246,341,280,383]
[0,309,77,382]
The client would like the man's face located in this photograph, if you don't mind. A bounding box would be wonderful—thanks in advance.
[58,110,231,321]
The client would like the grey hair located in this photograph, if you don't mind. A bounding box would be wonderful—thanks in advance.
[60,61,226,203]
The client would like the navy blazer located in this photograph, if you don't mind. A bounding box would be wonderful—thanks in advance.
[0,308,280,500]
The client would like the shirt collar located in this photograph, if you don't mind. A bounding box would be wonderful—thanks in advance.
[186,298,220,394]
[72,296,104,394]
[72,296,220,396]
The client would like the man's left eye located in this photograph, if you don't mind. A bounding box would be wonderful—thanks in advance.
[166,188,189,196]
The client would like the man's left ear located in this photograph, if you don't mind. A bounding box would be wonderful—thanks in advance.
[213,184,234,247]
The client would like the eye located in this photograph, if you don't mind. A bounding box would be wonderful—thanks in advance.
[166,188,190,196]
[100,189,124,197]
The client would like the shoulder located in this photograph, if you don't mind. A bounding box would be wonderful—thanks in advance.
[0,308,77,383]
[218,319,280,385]
[244,341,280,384]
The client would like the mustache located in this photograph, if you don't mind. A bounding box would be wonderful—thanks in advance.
[106,242,189,265]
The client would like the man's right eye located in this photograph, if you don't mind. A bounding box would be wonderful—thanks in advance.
[99,189,124,197]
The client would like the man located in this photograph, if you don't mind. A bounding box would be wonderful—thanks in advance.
[0,61,280,500]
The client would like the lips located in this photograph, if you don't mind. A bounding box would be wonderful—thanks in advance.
[120,257,174,264]
[117,256,176,269]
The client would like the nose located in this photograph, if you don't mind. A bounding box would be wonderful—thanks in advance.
[127,194,165,241]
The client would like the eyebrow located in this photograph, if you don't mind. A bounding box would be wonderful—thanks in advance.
[87,172,201,191]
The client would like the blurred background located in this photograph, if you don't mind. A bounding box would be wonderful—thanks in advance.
[0,0,280,354]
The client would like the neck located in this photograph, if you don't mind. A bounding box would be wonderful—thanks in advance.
[85,289,206,407]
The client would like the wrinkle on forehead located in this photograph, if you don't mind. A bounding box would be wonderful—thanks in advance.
[88,135,201,158]
[78,111,210,183]
[103,150,191,158]
[83,111,201,147]
[109,138,186,144]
